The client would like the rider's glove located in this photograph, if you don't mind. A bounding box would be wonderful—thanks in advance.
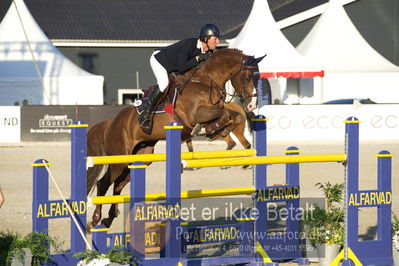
[196,52,211,62]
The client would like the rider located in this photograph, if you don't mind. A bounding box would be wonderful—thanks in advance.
[138,23,222,135]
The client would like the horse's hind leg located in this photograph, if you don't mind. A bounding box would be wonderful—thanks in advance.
[231,113,252,169]
[100,145,155,228]
[88,168,112,230]
[183,139,199,171]
[87,164,108,195]
[186,139,194,152]
[231,119,251,150]
[219,135,236,170]
[101,167,130,228]
[223,134,236,150]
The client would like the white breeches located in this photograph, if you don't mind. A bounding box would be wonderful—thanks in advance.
[150,50,169,92]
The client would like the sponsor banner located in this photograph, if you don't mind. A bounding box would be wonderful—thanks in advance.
[21,106,85,141]
[21,105,125,141]
[257,104,399,141]
[15,104,399,142]
[0,106,21,142]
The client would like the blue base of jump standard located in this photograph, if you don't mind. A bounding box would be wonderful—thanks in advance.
[32,122,88,266]
[31,116,394,265]
[331,118,393,266]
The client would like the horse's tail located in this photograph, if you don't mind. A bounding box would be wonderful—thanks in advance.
[86,120,111,195]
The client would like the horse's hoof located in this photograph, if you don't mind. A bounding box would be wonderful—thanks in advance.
[205,133,219,141]
[140,125,152,135]
[86,222,94,234]
[191,123,205,136]
[101,218,112,228]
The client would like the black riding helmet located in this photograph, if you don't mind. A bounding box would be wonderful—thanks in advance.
[199,24,222,42]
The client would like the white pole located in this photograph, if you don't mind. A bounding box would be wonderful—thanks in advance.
[136,71,141,99]
[42,160,92,250]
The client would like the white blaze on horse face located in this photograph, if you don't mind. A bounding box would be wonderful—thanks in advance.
[246,86,257,111]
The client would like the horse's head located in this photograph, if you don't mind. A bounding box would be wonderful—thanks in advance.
[198,49,265,112]
[229,53,266,112]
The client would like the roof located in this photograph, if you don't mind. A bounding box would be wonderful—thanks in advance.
[297,0,399,73]
[229,0,323,78]
[0,0,104,105]
[0,0,328,43]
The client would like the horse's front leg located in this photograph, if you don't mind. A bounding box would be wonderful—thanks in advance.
[186,139,194,152]
[192,106,225,124]
[193,106,233,138]
[206,109,241,140]
[101,166,130,228]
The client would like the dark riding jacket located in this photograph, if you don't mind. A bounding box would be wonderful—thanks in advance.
[154,38,202,74]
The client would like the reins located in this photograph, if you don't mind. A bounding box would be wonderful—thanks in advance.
[179,50,258,107]
[199,70,227,106]
[181,58,228,107]
[198,53,253,106]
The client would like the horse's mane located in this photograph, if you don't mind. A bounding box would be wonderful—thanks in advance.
[200,48,245,69]
[175,48,245,84]
[211,48,244,57]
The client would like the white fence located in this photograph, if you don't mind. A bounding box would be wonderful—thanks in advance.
[0,106,20,142]
[1,104,399,142]
[257,104,399,141]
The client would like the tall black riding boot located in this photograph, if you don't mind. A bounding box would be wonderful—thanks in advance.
[138,86,163,134]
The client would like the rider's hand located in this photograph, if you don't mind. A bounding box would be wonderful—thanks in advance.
[196,52,210,62]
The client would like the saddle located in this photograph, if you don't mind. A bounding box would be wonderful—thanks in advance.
[135,74,181,115]
[135,69,220,137]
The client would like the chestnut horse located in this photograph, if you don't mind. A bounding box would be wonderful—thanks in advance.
[87,103,252,194]
[87,49,264,229]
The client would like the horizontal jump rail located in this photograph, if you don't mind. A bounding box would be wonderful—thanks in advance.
[89,186,255,205]
[183,154,347,168]
[86,149,256,167]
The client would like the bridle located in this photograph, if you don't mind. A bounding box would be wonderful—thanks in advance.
[191,54,259,106]
[230,55,259,104]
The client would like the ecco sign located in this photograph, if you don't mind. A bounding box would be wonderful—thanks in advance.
[370,115,397,129]
[259,105,399,140]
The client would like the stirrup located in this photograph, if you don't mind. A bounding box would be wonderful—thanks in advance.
[139,112,153,134]
[140,120,152,135]
[138,112,148,125]
[191,123,206,136]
